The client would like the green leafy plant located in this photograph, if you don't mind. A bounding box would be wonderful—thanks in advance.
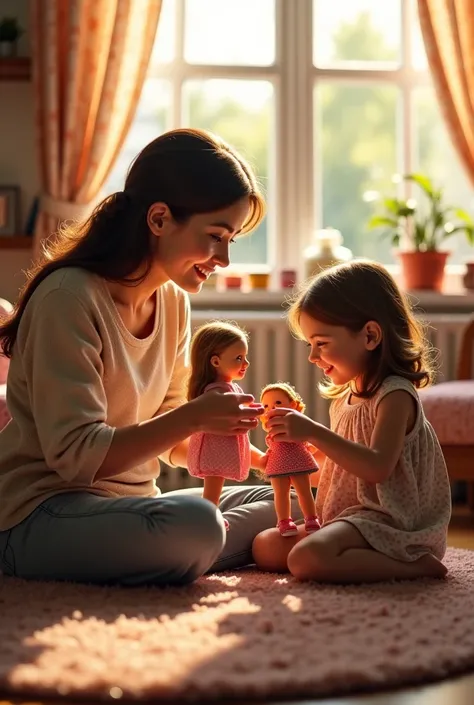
[367,173,474,251]
[0,17,23,42]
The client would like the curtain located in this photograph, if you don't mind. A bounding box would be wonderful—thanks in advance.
[31,0,163,251]
[418,0,474,184]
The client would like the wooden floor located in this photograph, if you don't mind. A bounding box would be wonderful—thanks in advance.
[2,508,474,705]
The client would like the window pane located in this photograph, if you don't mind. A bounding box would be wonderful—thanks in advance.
[315,83,399,262]
[149,0,175,65]
[413,87,474,264]
[183,80,273,265]
[103,80,171,194]
[313,0,401,68]
[412,1,428,70]
[184,0,275,66]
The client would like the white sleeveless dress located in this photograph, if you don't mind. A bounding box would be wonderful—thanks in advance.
[315,376,452,561]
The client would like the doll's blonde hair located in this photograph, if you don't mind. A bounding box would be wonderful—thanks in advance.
[187,320,249,400]
[260,382,305,413]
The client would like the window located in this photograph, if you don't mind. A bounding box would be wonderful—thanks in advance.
[105,0,474,272]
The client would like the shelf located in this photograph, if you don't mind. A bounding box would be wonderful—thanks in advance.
[0,57,31,81]
[191,286,474,314]
[0,236,32,249]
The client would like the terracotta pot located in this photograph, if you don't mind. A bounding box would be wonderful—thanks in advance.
[397,251,449,291]
[463,262,474,291]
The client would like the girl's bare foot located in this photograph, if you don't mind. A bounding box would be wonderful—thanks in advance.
[416,553,448,578]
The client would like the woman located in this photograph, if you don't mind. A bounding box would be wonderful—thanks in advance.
[0,128,301,586]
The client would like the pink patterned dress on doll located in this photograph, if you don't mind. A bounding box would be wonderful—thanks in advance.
[187,382,251,481]
[264,437,318,478]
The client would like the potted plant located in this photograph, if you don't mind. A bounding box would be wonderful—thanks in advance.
[367,173,474,291]
[0,17,23,58]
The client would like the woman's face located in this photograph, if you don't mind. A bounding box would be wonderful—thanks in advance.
[152,197,251,293]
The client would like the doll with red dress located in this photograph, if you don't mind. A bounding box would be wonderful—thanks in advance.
[260,382,320,537]
[187,321,264,530]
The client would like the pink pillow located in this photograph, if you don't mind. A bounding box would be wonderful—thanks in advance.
[421,381,474,445]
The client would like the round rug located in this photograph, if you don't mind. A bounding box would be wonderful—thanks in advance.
[1,547,474,701]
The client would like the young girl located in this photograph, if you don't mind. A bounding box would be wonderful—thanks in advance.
[252,260,452,583]
[260,383,319,536]
[187,321,265,528]
[0,128,303,588]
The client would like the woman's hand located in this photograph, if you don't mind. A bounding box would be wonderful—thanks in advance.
[266,407,318,443]
[191,390,264,435]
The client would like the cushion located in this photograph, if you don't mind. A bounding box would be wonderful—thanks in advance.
[420,380,474,445]
[0,384,10,431]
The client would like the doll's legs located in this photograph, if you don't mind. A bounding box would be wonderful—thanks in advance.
[203,476,226,506]
[287,520,448,583]
[270,476,298,537]
[290,473,318,531]
[202,476,228,529]
[270,476,292,521]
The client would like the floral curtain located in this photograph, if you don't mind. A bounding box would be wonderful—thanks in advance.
[418,0,474,184]
[31,0,162,251]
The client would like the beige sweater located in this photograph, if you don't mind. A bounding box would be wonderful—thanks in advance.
[0,268,190,530]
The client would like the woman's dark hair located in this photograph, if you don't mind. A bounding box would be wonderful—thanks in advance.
[287,260,435,398]
[0,128,265,357]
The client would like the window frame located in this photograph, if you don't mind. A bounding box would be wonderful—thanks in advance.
[120,0,465,282]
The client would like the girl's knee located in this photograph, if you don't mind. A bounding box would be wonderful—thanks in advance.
[287,537,327,581]
[252,526,304,573]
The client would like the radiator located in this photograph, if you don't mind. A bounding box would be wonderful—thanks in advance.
[157,311,471,492]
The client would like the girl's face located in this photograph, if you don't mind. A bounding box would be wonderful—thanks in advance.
[260,389,295,431]
[298,311,380,388]
[152,197,251,293]
[211,338,249,383]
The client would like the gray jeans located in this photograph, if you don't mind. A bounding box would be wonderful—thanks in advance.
[0,485,302,587]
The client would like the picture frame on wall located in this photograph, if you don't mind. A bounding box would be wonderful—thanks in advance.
[0,185,20,236]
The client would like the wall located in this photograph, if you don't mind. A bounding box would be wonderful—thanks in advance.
[0,0,37,302]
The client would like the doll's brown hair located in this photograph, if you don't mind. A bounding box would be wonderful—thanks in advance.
[187,321,249,400]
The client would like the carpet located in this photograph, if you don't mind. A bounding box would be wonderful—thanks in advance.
[1,548,474,702]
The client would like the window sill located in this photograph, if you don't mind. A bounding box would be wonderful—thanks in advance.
[191,266,474,314]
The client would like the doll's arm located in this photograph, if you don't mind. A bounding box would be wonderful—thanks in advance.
[250,444,266,470]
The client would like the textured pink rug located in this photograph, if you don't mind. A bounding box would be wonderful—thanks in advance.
[1,547,474,702]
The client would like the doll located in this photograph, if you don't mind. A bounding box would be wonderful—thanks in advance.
[187,321,252,530]
[260,382,320,537]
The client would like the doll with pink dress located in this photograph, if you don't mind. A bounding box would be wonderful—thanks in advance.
[260,382,320,537]
[187,321,259,530]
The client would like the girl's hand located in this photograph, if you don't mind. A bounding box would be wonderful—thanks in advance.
[191,391,264,435]
[266,407,317,443]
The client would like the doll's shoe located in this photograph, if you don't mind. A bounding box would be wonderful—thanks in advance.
[304,515,320,533]
[277,518,299,537]
[223,517,230,531]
